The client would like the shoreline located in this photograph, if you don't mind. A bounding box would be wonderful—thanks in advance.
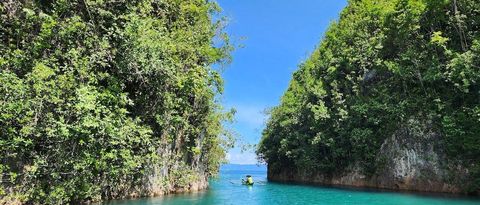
[98,177,209,204]
[268,173,478,197]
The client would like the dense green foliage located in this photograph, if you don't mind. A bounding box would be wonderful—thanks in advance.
[258,0,480,192]
[0,0,232,203]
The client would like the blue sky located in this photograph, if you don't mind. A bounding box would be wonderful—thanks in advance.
[217,0,348,164]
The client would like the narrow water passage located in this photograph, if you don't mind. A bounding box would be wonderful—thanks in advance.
[105,165,480,205]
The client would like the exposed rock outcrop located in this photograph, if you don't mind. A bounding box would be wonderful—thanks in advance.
[106,139,211,200]
[268,120,469,194]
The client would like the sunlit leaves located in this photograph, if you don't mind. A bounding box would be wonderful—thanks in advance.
[431,31,450,46]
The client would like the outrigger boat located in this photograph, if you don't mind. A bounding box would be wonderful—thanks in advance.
[241,175,254,185]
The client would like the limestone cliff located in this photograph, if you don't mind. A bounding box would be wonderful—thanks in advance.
[268,120,470,194]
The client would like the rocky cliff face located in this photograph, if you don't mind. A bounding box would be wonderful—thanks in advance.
[268,120,469,194]
[140,146,210,198]
[109,139,212,200]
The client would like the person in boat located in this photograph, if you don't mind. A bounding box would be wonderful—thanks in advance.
[242,175,254,185]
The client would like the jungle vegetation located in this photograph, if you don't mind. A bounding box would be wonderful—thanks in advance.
[0,0,233,203]
[258,0,480,193]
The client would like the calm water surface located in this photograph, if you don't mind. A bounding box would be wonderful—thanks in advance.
[105,164,480,205]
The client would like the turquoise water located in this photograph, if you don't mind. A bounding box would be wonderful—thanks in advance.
[105,164,480,205]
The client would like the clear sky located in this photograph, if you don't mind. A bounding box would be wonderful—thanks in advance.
[217,0,348,164]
